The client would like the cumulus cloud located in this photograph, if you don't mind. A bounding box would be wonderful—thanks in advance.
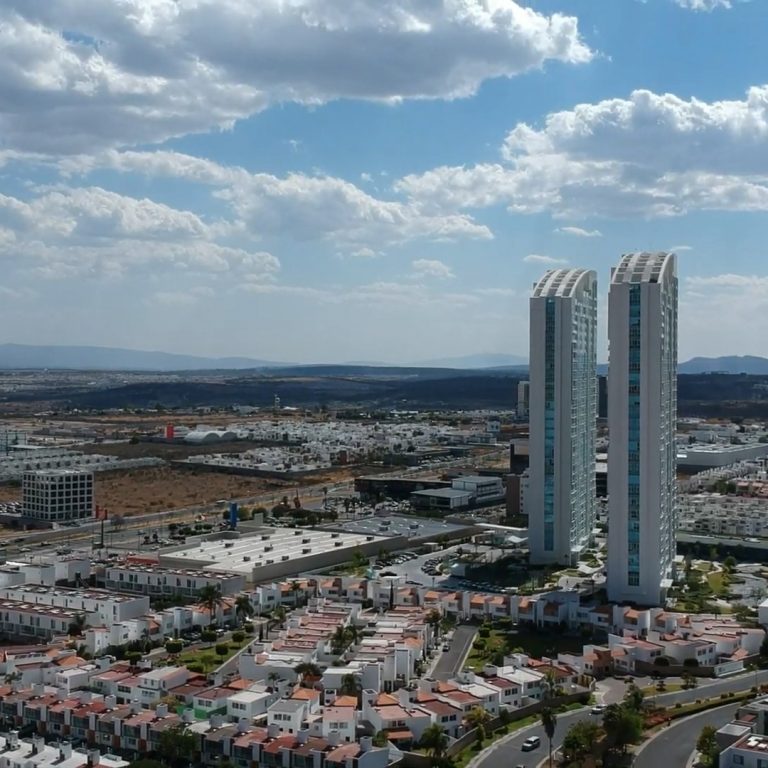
[63,149,492,249]
[673,0,735,9]
[0,1,591,154]
[411,258,455,279]
[523,254,568,265]
[0,185,279,280]
[397,85,768,218]
[555,226,602,237]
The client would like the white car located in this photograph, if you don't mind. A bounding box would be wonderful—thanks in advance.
[521,736,541,752]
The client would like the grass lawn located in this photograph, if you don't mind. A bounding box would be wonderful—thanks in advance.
[452,715,540,768]
[465,626,585,670]
[707,571,727,594]
[173,633,253,672]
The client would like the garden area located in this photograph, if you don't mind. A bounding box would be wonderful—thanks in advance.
[464,619,586,671]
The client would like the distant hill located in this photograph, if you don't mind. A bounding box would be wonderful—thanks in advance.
[0,344,288,371]
[679,356,768,375]
[417,352,528,369]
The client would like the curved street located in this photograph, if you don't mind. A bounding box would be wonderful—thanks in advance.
[473,669,765,768]
[635,703,740,768]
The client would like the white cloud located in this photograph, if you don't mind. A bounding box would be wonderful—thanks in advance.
[64,149,492,249]
[555,226,602,237]
[0,1,591,155]
[680,272,768,359]
[0,185,279,280]
[670,244,693,251]
[673,0,734,10]
[397,84,768,219]
[523,254,568,265]
[411,258,455,279]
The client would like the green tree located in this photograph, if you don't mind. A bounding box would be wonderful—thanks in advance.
[603,704,643,756]
[623,681,645,712]
[419,723,449,766]
[465,707,491,747]
[696,724,720,768]
[215,642,230,660]
[157,724,199,768]
[561,720,600,765]
[724,555,737,573]
[340,674,361,698]
[540,706,557,768]
[198,584,224,626]
[294,662,322,686]
[235,595,254,625]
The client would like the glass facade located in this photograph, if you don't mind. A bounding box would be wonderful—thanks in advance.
[627,285,641,587]
[543,298,556,551]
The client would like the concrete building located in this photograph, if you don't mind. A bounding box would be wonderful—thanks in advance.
[22,469,93,522]
[607,252,678,606]
[159,528,401,584]
[528,268,598,565]
[99,564,245,598]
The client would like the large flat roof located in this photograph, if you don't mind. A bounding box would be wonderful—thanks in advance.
[160,527,390,575]
[319,514,471,540]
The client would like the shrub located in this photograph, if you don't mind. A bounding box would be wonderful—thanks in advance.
[478,628,491,638]
[165,640,183,654]
[201,630,217,643]
[472,639,486,651]
[243,623,254,634]
[187,663,203,673]
[654,657,670,666]
[215,643,230,657]
[126,651,143,665]
[683,658,699,668]
[232,631,245,643]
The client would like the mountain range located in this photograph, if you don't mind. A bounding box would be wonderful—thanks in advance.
[1,343,767,374]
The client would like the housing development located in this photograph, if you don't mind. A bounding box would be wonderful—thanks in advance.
[1,252,768,768]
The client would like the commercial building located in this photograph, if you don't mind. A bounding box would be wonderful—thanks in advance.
[607,252,678,606]
[22,469,93,522]
[528,268,598,565]
[159,528,401,584]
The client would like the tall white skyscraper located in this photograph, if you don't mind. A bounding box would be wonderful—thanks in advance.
[607,252,678,606]
[528,268,598,565]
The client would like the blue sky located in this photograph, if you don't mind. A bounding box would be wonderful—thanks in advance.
[1,0,767,364]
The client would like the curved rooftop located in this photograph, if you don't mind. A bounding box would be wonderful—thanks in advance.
[612,252,676,285]
[532,268,596,298]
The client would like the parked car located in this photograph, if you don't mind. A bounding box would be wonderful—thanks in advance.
[591,705,606,715]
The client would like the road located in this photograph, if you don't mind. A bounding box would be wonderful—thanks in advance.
[635,703,739,768]
[475,670,765,768]
[473,706,592,768]
[433,625,478,679]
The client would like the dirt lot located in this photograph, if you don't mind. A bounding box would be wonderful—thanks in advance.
[0,466,297,517]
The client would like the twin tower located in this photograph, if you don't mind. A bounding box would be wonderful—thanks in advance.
[527,252,678,607]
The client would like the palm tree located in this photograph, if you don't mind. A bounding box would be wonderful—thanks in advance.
[198,584,224,627]
[420,723,449,766]
[267,671,281,690]
[234,595,254,626]
[340,674,361,699]
[464,706,491,745]
[290,581,302,608]
[541,706,557,768]
[331,626,349,656]
[270,605,287,630]
[294,662,322,687]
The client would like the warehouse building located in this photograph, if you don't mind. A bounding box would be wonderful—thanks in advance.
[159,528,403,584]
